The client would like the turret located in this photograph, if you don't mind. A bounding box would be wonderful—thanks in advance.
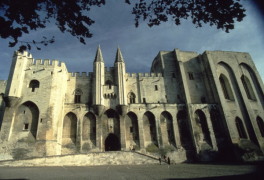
[93,46,105,105]
[5,51,33,98]
[114,48,127,105]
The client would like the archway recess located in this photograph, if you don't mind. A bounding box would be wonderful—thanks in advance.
[105,133,121,151]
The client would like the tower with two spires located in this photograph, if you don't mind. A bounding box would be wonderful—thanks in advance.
[92,46,127,115]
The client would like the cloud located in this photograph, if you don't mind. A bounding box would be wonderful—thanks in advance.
[0,1,263,82]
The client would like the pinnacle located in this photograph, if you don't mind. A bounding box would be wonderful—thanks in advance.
[94,45,104,62]
[115,47,124,63]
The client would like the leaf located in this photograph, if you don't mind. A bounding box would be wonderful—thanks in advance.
[18,45,27,52]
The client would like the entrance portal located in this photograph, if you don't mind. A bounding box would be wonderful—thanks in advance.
[105,133,121,151]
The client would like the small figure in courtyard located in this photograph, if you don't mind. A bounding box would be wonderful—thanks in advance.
[167,157,170,165]
[158,157,161,165]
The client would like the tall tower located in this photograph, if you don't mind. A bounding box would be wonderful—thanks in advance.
[93,46,105,106]
[114,48,127,105]
[5,51,32,98]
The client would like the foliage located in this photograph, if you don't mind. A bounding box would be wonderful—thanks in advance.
[0,0,246,51]
[146,143,159,153]
[129,0,245,32]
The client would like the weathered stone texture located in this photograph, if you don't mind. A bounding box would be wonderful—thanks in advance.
[0,48,263,163]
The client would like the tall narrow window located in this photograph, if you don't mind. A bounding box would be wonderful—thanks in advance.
[74,89,82,103]
[241,75,256,100]
[188,72,194,80]
[29,80,40,92]
[219,74,234,100]
[143,98,146,103]
[155,85,158,91]
[257,116,264,137]
[128,92,136,104]
[235,117,247,139]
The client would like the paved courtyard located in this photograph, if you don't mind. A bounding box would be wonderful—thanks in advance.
[0,163,263,180]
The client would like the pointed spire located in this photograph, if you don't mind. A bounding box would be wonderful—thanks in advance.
[115,47,124,63]
[94,45,104,62]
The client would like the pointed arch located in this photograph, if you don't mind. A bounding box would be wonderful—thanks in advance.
[241,75,256,100]
[219,74,234,100]
[160,111,175,146]
[13,101,39,139]
[240,63,264,105]
[256,116,264,137]
[126,112,140,147]
[83,112,96,146]
[235,117,247,139]
[127,92,136,103]
[62,112,77,144]
[143,111,157,145]
[195,110,212,146]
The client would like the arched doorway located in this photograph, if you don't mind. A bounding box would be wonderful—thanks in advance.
[195,110,212,146]
[177,110,193,150]
[13,101,39,139]
[62,112,77,144]
[105,133,121,151]
[83,112,96,146]
[125,112,140,148]
[143,111,157,146]
[160,111,176,146]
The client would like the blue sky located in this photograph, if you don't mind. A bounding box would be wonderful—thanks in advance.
[0,1,263,82]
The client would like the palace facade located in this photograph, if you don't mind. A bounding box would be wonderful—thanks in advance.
[0,48,263,161]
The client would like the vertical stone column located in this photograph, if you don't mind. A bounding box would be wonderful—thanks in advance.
[172,113,181,148]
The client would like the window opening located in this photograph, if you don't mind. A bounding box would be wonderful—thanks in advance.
[257,117,264,137]
[241,75,256,100]
[29,80,40,92]
[23,123,29,130]
[188,72,194,80]
[143,98,146,103]
[74,95,81,103]
[155,85,158,91]
[235,118,247,139]
[128,92,136,103]
[130,126,133,133]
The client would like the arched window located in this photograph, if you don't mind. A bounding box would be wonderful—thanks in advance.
[257,116,264,137]
[241,75,256,100]
[128,92,136,104]
[219,74,234,100]
[29,80,40,92]
[74,89,82,103]
[105,80,113,89]
[235,117,247,139]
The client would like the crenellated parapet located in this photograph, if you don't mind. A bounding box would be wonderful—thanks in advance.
[67,72,93,78]
[126,72,163,77]
[30,59,66,69]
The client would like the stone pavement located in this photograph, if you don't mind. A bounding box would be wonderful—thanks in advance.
[0,163,263,180]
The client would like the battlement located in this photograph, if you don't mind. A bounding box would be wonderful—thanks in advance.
[31,59,66,69]
[68,72,92,78]
[126,72,163,77]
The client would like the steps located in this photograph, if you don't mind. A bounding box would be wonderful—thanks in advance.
[0,151,160,167]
